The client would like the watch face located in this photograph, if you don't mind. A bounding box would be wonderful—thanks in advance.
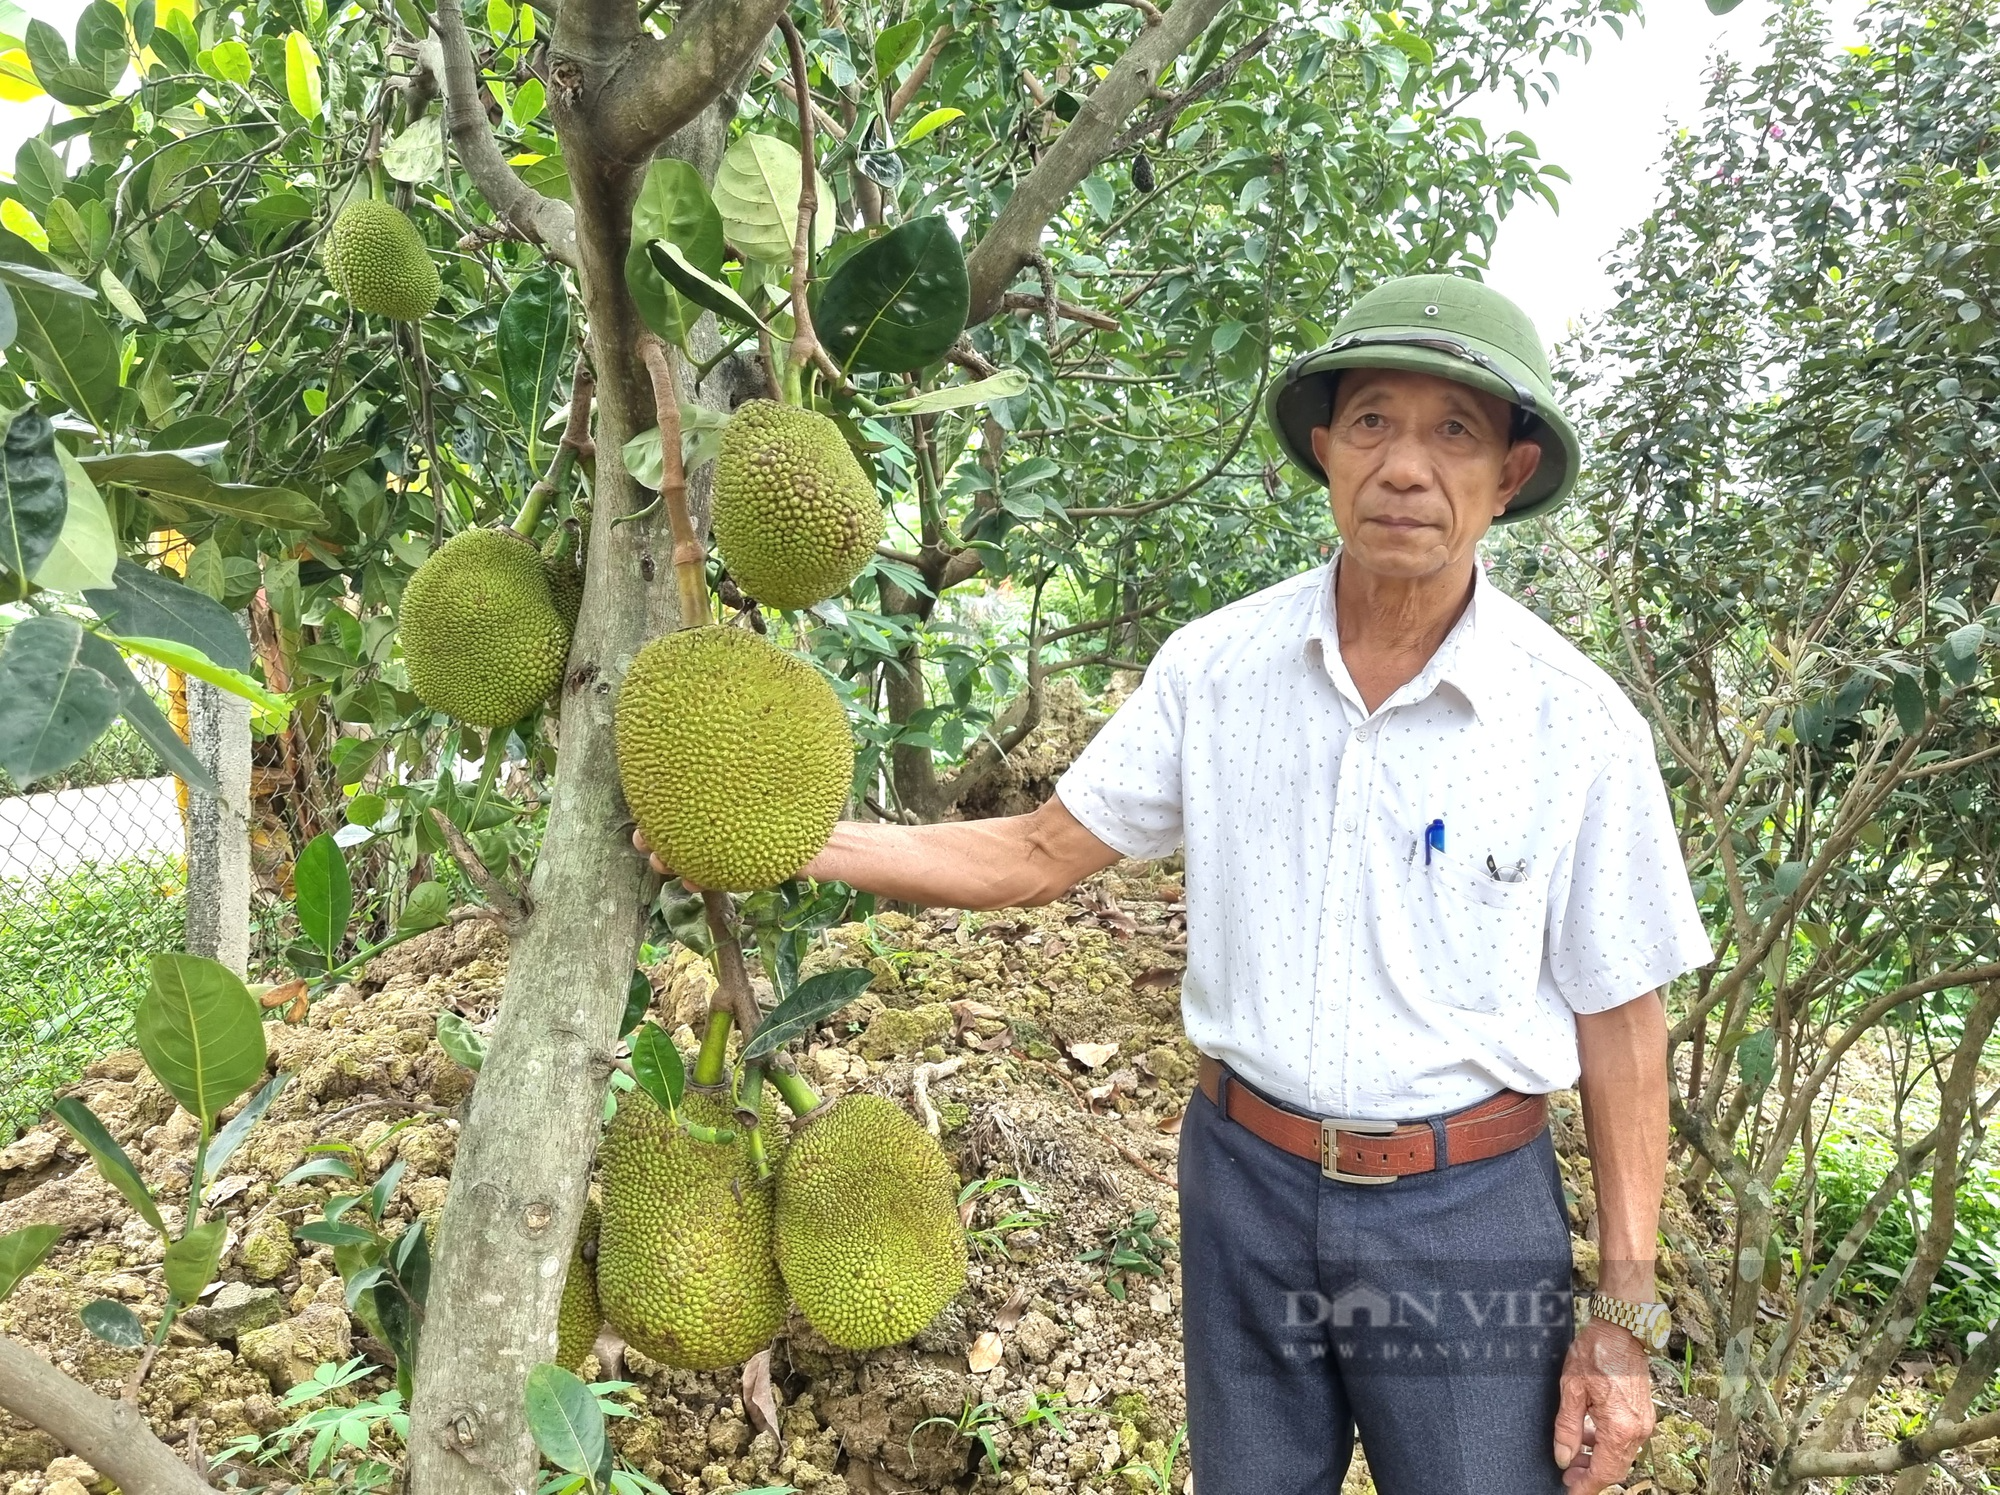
[1639,1304,1671,1349]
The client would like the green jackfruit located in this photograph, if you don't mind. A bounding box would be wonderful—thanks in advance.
[774,1094,966,1349]
[556,1199,601,1371]
[712,400,884,611]
[400,528,571,727]
[596,1088,785,1370]
[324,199,442,322]
[615,625,852,892]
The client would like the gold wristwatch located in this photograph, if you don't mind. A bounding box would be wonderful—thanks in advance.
[1587,1293,1672,1350]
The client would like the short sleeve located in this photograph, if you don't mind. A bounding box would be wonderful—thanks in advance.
[1054,643,1186,860]
[1545,719,1712,1013]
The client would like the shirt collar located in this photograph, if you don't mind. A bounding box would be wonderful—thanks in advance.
[1304,551,1496,723]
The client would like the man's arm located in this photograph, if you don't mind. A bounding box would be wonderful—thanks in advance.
[636,793,1125,911]
[1574,988,1668,1302]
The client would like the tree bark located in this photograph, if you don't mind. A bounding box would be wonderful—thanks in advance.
[0,1334,213,1495]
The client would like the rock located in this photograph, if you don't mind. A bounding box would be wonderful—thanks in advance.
[237,1211,297,1282]
[39,1463,93,1489]
[858,1003,953,1061]
[82,1051,144,1082]
[1014,1310,1064,1365]
[182,1283,286,1340]
[0,1133,57,1172]
[42,1479,86,1495]
[0,1431,59,1471]
[237,1290,352,1390]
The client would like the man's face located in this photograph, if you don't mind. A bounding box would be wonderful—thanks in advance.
[1308,367,1542,581]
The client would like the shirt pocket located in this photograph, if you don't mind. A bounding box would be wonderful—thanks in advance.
[1376,855,1543,1015]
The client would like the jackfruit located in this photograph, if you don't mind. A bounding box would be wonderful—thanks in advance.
[596,1087,785,1370]
[555,1199,601,1371]
[324,199,442,322]
[774,1093,967,1349]
[615,625,852,892]
[400,527,571,727]
[712,400,884,611]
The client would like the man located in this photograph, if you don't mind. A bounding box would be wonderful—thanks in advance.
[639,274,1711,1494]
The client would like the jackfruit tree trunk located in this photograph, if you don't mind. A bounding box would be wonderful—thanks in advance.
[404,109,736,1495]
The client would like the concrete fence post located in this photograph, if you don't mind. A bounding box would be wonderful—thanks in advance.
[182,615,253,976]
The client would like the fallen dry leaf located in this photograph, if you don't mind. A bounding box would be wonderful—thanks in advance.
[967,1330,1004,1373]
[742,1348,782,1447]
[1156,1112,1184,1134]
[1132,967,1183,990]
[1068,1040,1120,1071]
[256,977,307,1010]
[996,1284,1030,1331]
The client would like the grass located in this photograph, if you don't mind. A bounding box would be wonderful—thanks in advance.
[0,858,186,1140]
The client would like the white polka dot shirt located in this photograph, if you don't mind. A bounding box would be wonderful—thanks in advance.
[1055,556,1713,1121]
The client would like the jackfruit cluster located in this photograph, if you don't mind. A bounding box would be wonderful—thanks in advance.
[712,400,884,611]
[399,528,571,727]
[596,1088,785,1370]
[324,199,442,322]
[774,1094,968,1349]
[555,1199,601,1372]
[614,625,853,892]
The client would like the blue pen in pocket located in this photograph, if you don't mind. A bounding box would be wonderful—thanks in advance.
[1424,818,1446,865]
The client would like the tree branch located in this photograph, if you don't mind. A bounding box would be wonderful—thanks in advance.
[1785,1404,2000,1478]
[888,24,955,121]
[0,1335,214,1495]
[638,336,710,628]
[596,0,791,165]
[429,808,531,924]
[1001,292,1120,331]
[417,10,578,269]
[962,0,1237,324]
[1107,22,1277,155]
[776,16,846,394]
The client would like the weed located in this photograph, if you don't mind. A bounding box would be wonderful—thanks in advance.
[215,1357,405,1487]
[1080,1209,1176,1301]
[1116,1423,1187,1492]
[1014,1388,1071,1436]
[910,1398,1007,1475]
[957,1175,1053,1258]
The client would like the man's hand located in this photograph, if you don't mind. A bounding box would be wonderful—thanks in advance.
[1552,1317,1656,1491]
[631,826,690,884]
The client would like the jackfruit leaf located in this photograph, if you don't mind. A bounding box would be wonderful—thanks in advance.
[295,1218,377,1247]
[742,967,876,1062]
[163,1219,226,1302]
[621,968,653,1037]
[53,1098,166,1234]
[105,635,289,731]
[626,239,699,348]
[398,880,450,934]
[880,368,1032,415]
[96,266,145,322]
[207,1071,291,1178]
[5,277,119,427]
[874,16,923,74]
[498,265,570,433]
[0,616,119,785]
[0,406,65,584]
[645,241,768,334]
[711,133,835,264]
[392,1216,430,1302]
[83,558,249,671]
[629,1020,684,1115]
[621,426,664,489]
[1891,669,1927,736]
[0,1224,62,1303]
[73,631,218,792]
[294,831,353,960]
[374,1274,418,1371]
[381,115,444,183]
[0,280,14,348]
[140,953,269,1126]
[900,106,965,145]
[436,1011,487,1072]
[524,1363,606,1476]
[813,216,969,375]
[0,260,93,299]
[633,157,726,275]
[283,30,321,120]
[29,446,114,591]
[80,1297,145,1347]
[24,14,116,104]
[76,451,322,529]
[1735,1026,1775,1096]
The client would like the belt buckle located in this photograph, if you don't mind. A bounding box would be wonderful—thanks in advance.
[1319,1116,1400,1184]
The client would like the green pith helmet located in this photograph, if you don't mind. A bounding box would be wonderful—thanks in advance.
[1264,273,1582,523]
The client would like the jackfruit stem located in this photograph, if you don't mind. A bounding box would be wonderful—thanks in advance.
[739,1063,771,1180]
[637,335,711,629]
[693,1009,733,1089]
[703,891,764,1042]
[776,16,849,399]
[511,367,594,537]
[769,1065,822,1118]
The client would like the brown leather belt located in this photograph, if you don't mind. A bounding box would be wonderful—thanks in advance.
[1196,1055,1547,1183]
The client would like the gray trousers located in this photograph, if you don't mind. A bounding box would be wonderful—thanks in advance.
[1178,1074,1574,1495]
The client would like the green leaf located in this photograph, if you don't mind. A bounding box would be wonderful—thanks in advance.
[0,615,119,786]
[25,15,115,105]
[621,426,664,490]
[139,953,269,1126]
[524,1363,607,1476]
[742,967,876,1061]
[1891,669,1927,736]
[875,17,924,75]
[381,116,444,184]
[1704,0,1746,12]
[0,1224,63,1303]
[436,1011,487,1072]
[96,266,146,323]
[879,368,1032,414]
[279,1155,356,1186]
[284,30,322,120]
[644,241,769,335]
[814,216,969,375]
[633,158,726,274]
[1944,621,1985,662]
[76,451,323,529]
[0,261,96,300]
[296,1218,378,1248]
[900,106,965,146]
[80,1297,145,1347]
[200,36,251,87]
[163,1219,226,1302]
[73,632,218,792]
[294,832,353,961]
[712,134,834,264]
[398,880,450,934]
[29,445,115,591]
[71,1,126,87]
[0,281,15,350]
[5,277,119,428]
[207,1072,290,1177]
[621,969,652,1037]
[84,557,252,673]
[497,265,570,434]
[1735,1026,1775,1095]
[628,1021,684,1115]
[105,634,289,731]
[54,1098,166,1234]
[0,406,66,585]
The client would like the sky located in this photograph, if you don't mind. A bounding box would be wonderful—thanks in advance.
[0,0,1858,338]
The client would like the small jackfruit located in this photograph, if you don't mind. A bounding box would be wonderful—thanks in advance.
[400,527,571,727]
[774,1094,967,1349]
[712,400,884,611]
[542,514,588,632]
[324,199,442,322]
[615,626,852,892]
[596,1088,785,1370]
[555,1199,601,1371]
